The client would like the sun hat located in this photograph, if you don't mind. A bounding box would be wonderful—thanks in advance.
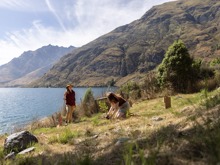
[66,84,73,88]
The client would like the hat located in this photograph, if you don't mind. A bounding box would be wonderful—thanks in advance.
[106,92,113,97]
[66,84,73,88]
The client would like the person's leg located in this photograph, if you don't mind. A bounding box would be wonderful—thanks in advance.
[106,107,114,119]
[66,105,71,123]
[69,106,74,122]
[116,109,126,118]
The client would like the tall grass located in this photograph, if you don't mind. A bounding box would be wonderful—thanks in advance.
[49,128,79,144]
[123,140,163,165]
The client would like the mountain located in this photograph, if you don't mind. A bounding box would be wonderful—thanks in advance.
[0,45,75,87]
[32,0,220,87]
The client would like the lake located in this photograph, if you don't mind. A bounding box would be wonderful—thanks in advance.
[0,87,115,134]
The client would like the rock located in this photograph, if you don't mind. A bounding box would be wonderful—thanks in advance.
[4,131,38,154]
[92,135,99,139]
[18,147,35,155]
[5,152,15,160]
[181,106,191,113]
[115,137,130,146]
[152,116,163,121]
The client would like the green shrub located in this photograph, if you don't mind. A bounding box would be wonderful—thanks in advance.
[106,78,116,87]
[82,88,98,117]
[91,115,100,126]
[157,40,197,93]
[97,100,109,113]
[120,82,142,100]
[141,71,161,99]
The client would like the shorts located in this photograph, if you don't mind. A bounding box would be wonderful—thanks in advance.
[118,102,130,117]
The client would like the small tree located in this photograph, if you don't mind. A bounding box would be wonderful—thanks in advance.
[82,88,98,116]
[157,40,194,93]
[106,78,116,87]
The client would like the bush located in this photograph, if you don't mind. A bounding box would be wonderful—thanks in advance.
[82,88,98,117]
[97,100,109,113]
[157,40,196,93]
[119,82,142,100]
[141,71,161,99]
[195,79,218,92]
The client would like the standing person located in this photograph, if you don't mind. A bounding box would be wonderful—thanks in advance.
[64,84,76,124]
[106,92,130,119]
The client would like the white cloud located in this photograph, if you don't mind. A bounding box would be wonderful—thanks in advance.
[0,0,47,11]
[0,0,175,66]
[45,0,67,31]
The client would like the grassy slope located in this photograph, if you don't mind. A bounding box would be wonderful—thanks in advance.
[1,89,220,164]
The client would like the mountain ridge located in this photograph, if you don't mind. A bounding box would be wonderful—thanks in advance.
[0,45,75,87]
[32,0,220,87]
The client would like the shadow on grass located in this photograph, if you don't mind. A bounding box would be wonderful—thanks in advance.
[94,106,220,164]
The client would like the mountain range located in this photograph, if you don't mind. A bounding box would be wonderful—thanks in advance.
[3,0,219,87]
[30,0,220,87]
[0,45,75,87]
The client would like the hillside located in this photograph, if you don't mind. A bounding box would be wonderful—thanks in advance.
[0,45,75,87]
[32,0,220,87]
[1,89,220,164]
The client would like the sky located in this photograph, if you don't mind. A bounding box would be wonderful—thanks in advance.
[0,0,175,66]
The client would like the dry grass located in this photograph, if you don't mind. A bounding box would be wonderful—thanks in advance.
[1,89,220,164]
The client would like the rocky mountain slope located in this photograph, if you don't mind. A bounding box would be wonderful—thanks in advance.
[0,45,75,87]
[32,0,220,87]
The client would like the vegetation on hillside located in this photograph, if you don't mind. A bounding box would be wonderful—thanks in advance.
[119,40,218,100]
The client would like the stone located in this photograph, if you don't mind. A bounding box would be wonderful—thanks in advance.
[18,147,35,155]
[92,135,99,139]
[115,137,130,146]
[152,116,163,121]
[5,152,15,160]
[4,131,38,154]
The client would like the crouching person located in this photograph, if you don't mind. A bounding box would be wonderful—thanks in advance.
[106,92,130,119]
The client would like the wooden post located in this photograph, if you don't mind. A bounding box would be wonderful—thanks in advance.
[164,96,171,109]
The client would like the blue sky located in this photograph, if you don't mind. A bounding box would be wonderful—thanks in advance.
[0,0,174,66]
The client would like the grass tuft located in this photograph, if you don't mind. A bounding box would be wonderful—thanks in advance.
[49,128,79,144]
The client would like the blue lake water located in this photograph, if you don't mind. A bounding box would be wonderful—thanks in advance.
[0,87,114,134]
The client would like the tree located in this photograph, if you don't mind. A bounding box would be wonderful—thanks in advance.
[82,88,98,116]
[106,78,116,87]
[157,40,194,93]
